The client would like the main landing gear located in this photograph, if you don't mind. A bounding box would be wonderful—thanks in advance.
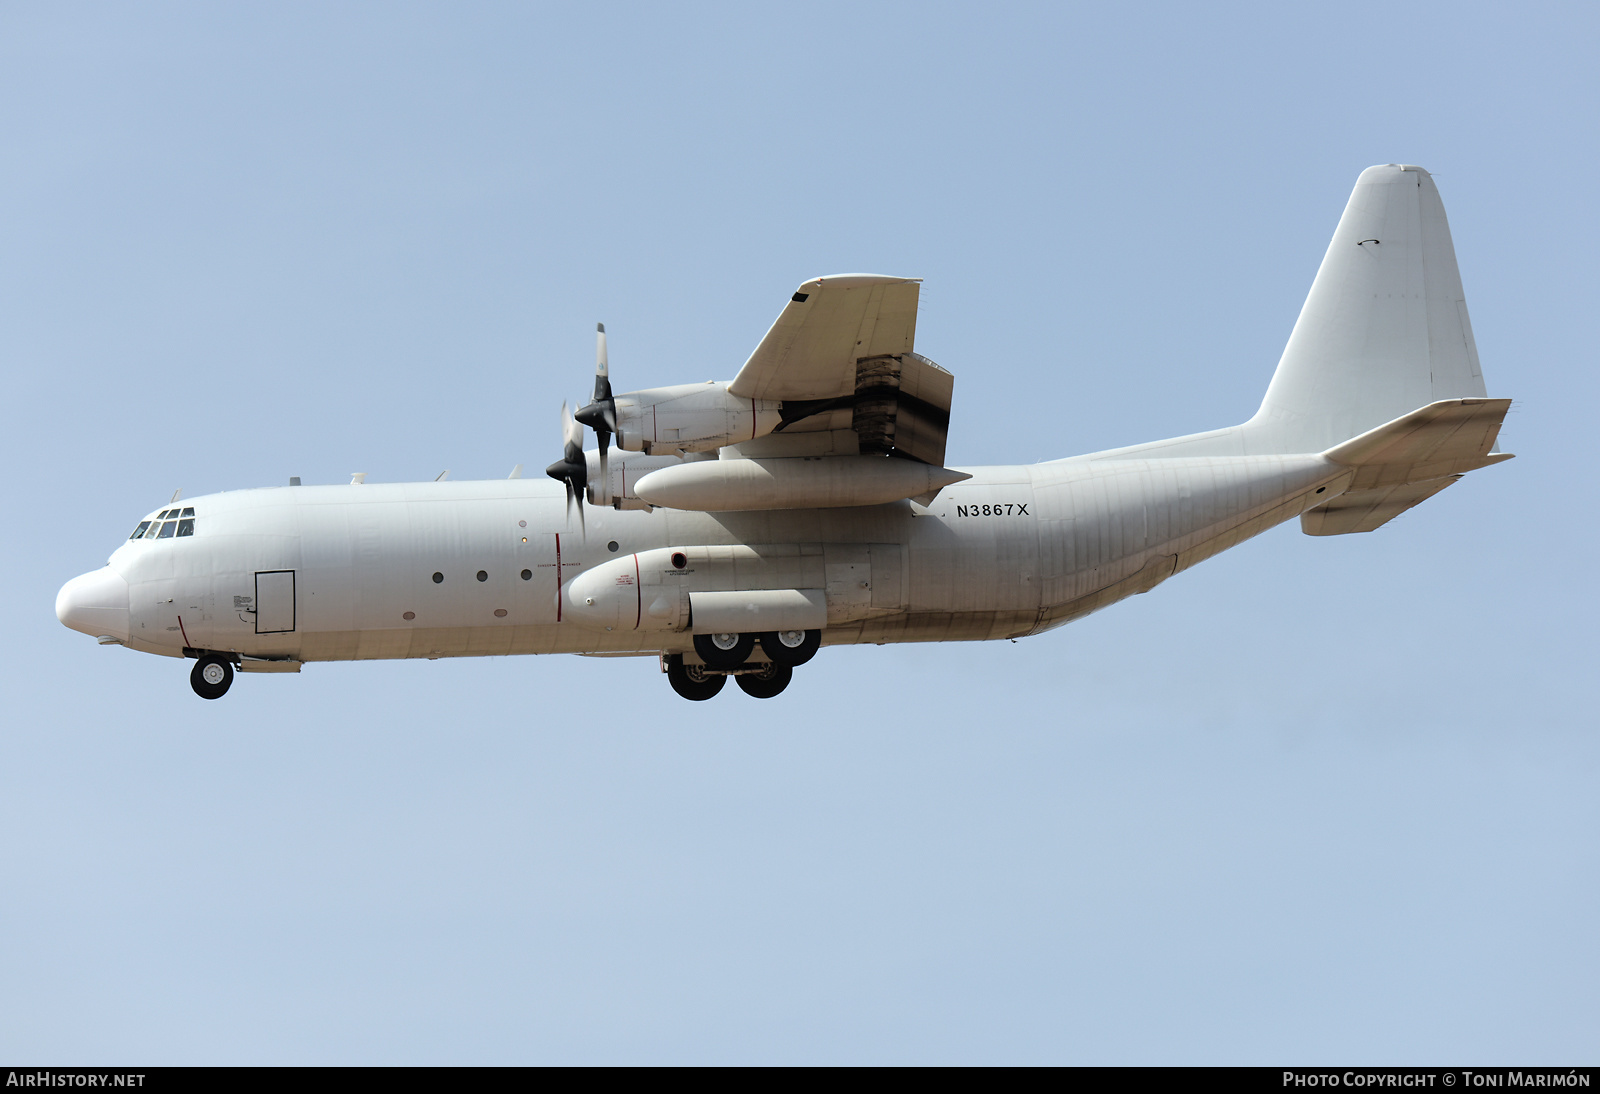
[190,654,234,700]
[735,661,792,699]
[666,629,820,700]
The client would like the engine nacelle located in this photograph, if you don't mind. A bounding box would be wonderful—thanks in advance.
[583,451,693,510]
[613,382,782,456]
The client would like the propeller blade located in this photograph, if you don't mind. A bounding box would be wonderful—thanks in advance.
[594,322,610,403]
[560,400,583,456]
[575,322,618,463]
[546,400,588,534]
[565,323,621,516]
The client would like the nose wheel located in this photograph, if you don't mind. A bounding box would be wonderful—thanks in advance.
[190,654,234,700]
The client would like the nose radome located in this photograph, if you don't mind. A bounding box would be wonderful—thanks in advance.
[56,567,131,643]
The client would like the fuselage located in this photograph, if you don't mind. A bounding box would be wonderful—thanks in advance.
[61,452,1349,664]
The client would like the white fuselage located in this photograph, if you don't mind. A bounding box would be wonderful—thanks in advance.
[83,452,1349,664]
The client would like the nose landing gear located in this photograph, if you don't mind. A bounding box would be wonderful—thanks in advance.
[190,654,234,700]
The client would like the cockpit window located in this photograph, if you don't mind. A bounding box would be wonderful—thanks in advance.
[131,508,197,541]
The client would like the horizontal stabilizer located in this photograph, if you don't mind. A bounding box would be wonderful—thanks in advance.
[1303,397,1513,535]
[1323,398,1513,489]
[1301,477,1461,536]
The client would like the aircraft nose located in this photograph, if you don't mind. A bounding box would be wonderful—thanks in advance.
[56,567,131,643]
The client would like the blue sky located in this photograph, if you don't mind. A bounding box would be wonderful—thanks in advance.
[2,1,1595,1063]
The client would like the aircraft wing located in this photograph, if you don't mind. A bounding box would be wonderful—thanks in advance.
[730,275,921,401]
[729,274,954,465]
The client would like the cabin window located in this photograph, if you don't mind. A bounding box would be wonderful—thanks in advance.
[520,569,532,580]
[156,521,177,539]
[177,519,195,537]
[130,522,151,540]
[181,507,195,517]
[476,570,487,582]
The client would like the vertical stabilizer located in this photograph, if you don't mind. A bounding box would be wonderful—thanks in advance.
[1246,164,1488,453]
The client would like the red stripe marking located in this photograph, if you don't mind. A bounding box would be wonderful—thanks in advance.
[634,554,642,630]
[177,614,191,648]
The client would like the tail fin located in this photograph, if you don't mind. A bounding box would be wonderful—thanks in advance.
[1246,164,1489,453]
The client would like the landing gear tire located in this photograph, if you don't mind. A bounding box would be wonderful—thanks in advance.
[190,655,234,700]
[735,661,792,699]
[759,629,821,667]
[693,631,755,670]
[666,654,726,701]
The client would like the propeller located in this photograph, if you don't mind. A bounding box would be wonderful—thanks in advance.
[574,323,616,483]
[544,401,587,532]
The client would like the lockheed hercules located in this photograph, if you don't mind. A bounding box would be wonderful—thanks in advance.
[57,165,1512,700]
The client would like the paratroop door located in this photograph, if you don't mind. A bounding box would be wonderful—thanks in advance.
[255,570,296,634]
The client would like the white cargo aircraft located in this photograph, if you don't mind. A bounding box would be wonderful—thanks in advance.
[57,165,1512,701]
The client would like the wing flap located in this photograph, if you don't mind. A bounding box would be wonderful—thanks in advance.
[883,352,954,466]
